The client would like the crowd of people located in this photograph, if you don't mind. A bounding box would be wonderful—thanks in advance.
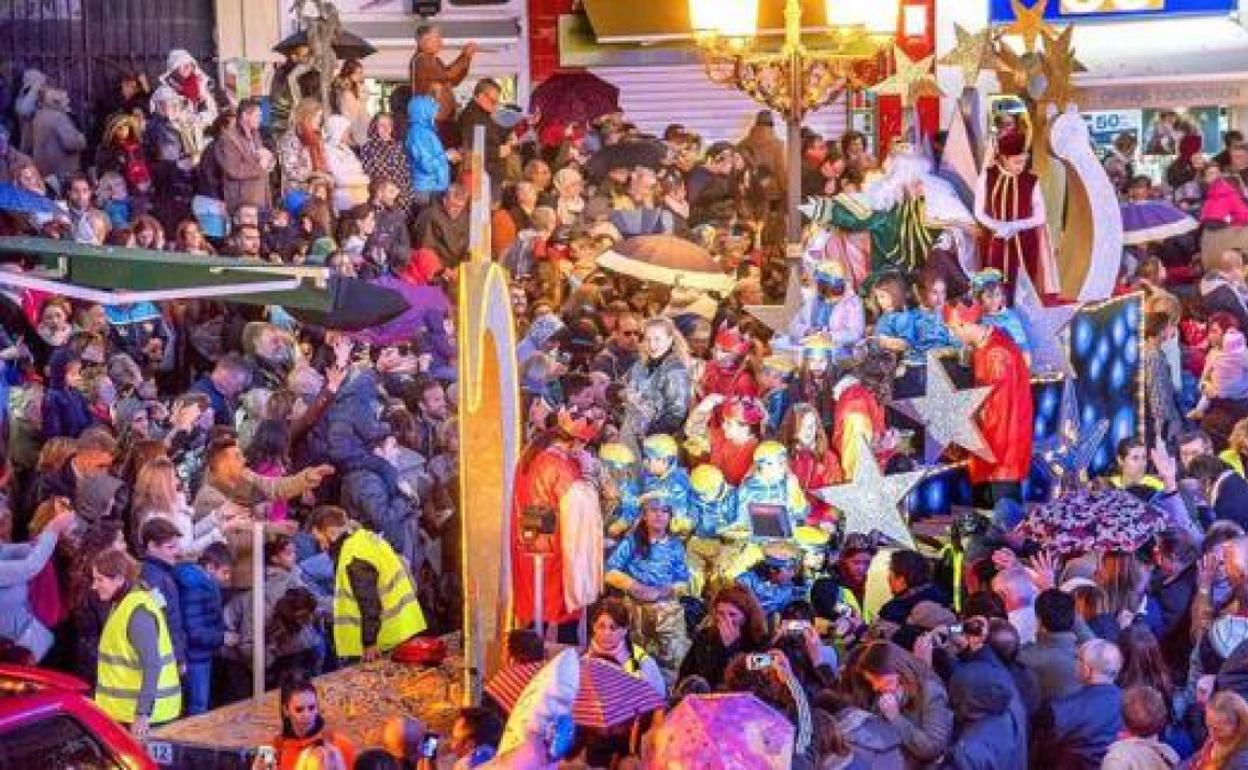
[4,20,1248,770]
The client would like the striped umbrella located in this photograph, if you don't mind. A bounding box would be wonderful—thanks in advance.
[486,657,664,730]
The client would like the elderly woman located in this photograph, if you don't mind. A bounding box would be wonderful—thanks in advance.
[620,316,693,448]
[552,166,586,227]
[155,49,219,143]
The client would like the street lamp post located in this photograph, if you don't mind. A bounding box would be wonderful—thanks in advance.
[691,0,899,285]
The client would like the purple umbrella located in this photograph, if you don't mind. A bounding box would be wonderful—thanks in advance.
[530,71,620,126]
[1120,200,1198,246]
[348,277,451,352]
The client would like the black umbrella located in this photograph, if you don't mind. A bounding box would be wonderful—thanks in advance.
[585,140,669,181]
[273,29,377,60]
[285,276,409,331]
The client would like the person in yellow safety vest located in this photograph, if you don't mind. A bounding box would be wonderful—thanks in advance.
[91,548,182,740]
[309,505,427,662]
[811,533,877,628]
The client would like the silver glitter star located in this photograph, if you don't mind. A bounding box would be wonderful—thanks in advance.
[894,352,997,463]
[1014,269,1081,376]
[813,438,928,549]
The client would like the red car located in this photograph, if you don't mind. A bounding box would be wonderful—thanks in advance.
[0,663,156,770]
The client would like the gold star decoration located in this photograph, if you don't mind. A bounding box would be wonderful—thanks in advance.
[990,39,1034,99]
[1039,25,1086,107]
[1003,0,1054,55]
[938,24,995,89]
[893,352,997,463]
[873,45,945,109]
[813,438,928,549]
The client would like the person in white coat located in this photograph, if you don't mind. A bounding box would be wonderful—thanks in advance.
[324,114,370,214]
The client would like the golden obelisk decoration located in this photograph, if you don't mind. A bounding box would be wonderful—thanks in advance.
[457,127,522,705]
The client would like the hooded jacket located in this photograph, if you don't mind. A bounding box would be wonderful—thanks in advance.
[1203,328,1248,400]
[324,114,370,213]
[173,562,224,663]
[30,88,86,180]
[833,706,905,770]
[945,674,1025,770]
[406,95,450,194]
[41,349,95,440]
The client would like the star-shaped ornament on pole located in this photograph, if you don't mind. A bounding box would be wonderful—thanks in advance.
[814,438,927,549]
[873,46,945,109]
[1014,268,1081,376]
[938,24,996,90]
[1032,377,1110,498]
[1039,25,1086,107]
[893,352,996,464]
[1003,0,1055,55]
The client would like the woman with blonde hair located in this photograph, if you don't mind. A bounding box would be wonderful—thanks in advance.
[620,316,692,445]
[1096,551,1151,628]
[1219,417,1248,476]
[132,456,221,559]
[1190,691,1248,769]
[330,59,369,147]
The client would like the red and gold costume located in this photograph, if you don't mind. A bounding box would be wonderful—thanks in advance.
[832,379,890,479]
[700,326,758,399]
[976,132,1059,294]
[969,327,1035,485]
[790,446,843,526]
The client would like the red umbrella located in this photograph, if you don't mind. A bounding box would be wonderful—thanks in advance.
[485,657,664,730]
[530,72,621,126]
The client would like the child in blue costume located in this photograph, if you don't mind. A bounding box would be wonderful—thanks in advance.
[682,464,739,598]
[734,441,810,532]
[639,434,691,513]
[736,541,806,617]
[973,268,1031,361]
[758,354,796,435]
[605,494,692,677]
[600,442,643,541]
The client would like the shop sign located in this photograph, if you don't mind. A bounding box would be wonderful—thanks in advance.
[1075,80,1248,111]
[1082,110,1142,147]
[989,0,1235,23]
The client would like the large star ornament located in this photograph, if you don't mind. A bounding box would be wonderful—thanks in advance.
[894,352,996,463]
[1014,268,1081,376]
[938,24,995,89]
[873,46,945,108]
[1004,0,1054,55]
[813,438,927,549]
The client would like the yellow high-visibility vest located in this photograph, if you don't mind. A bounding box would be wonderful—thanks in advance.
[95,589,182,724]
[332,529,427,657]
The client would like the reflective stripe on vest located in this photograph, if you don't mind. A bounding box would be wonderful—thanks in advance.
[95,589,182,724]
[332,529,427,656]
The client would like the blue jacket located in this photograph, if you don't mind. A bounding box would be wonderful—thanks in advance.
[173,562,224,663]
[406,96,449,194]
[188,375,233,427]
[141,556,188,666]
[41,349,95,440]
[1033,683,1123,770]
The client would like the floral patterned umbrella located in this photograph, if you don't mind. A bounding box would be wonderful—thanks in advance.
[643,693,794,770]
[1019,488,1165,555]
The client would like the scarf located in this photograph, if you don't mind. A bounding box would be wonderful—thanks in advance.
[173,71,203,106]
[297,123,328,173]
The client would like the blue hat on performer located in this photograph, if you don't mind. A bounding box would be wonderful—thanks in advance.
[970,268,1006,295]
[642,434,680,460]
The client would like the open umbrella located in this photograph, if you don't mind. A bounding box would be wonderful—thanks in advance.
[347,277,450,347]
[486,657,664,731]
[586,140,669,181]
[1019,488,1165,555]
[597,234,735,294]
[530,72,620,126]
[273,28,377,60]
[0,182,61,217]
[1120,200,1198,246]
[645,693,794,770]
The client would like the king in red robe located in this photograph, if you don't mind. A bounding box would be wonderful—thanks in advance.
[700,325,759,399]
[945,301,1034,507]
[974,130,1060,295]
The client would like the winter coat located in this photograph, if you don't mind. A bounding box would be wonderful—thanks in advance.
[457,100,509,183]
[1017,629,1082,704]
[41,349,96,440]
[413,201,470,268]
[834,707,905,770]
[1101,736,1179,770]
[371,202,411,268]
[30,92,86,180]
[1202,329,1248,400]
[406,96,449,195]
[1200,275,1248,333]
[333,86,370,148]
[945,650,1026,770]
[621,350,693,441]
[15,69,47,154]
[140,556,188,666]
[321,369,392,469]
[324,114,370,214]
[173,562,224,663]
[677,624,761,690]
[1031,682,1123,770]
[884,672,954,770]
[0,531,59,659]
[1201,178,1248,227]
[224,565,321,661]
[215,122,273,212]
[340,467,423,570]
[71,592,109,685]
